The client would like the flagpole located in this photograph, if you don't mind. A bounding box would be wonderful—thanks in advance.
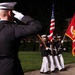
[62,34,66,43]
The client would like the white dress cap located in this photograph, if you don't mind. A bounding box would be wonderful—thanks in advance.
[47,35,50,38]
[57,36,61,38]
[41,34,46,38]
[0,2,17,10]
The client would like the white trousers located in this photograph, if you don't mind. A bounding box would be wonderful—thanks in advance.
[58,54,65,69]
[54,56,62,70]
[48,55,55,71]
[40,57,49,73]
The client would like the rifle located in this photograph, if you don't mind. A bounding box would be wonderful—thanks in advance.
[37,34,48,49]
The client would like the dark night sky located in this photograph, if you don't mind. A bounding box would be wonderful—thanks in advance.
[16,0,75,18]
[0,0,75,18]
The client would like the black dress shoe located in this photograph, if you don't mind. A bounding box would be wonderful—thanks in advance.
[55,68,59,71]
[40,72,44,74]
[44,71,50,74]
[60,68,67,71]
[51,69,58,73]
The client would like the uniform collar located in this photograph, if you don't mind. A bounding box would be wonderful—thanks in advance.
[0,20,15,24]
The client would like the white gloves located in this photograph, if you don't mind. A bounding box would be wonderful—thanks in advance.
[58,54,62,57]
[46,47,49,50]
[63,48,66,50]
[12,10,24,20]
[61,40,64,43]
[49,48,52,50]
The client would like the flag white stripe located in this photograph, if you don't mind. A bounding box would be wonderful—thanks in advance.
[50,23,55,26]
[50,27,55,30]
[49,33,53,37]
[51,19,55,21]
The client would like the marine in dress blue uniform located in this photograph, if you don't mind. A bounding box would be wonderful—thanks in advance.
[52,36,62,71]
[56,36,65,70]
[47,35,55,72]
[0,2,42,75]
[40,35,49,74]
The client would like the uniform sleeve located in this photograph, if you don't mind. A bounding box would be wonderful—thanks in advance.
[21,15,34,24]
[14,16,42,38]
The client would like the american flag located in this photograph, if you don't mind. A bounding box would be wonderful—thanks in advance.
[49,4,55,41]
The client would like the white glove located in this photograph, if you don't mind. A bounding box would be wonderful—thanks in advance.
[61,40,64,43]
[58,54,62,57]
[12,10,24,20]
[63,48,66,50]
[46,47,49,50]
[49,48,52,50]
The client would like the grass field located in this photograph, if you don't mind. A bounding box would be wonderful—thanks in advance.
[18,51,75,73]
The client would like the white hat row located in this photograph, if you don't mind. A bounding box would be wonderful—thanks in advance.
[41,34,61,38]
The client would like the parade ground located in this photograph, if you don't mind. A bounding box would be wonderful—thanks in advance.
[24,63,75,75]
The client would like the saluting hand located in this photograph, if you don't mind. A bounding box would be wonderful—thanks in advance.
[12,10,24,20]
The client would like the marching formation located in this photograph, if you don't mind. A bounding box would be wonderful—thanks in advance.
[39,34,66,74]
